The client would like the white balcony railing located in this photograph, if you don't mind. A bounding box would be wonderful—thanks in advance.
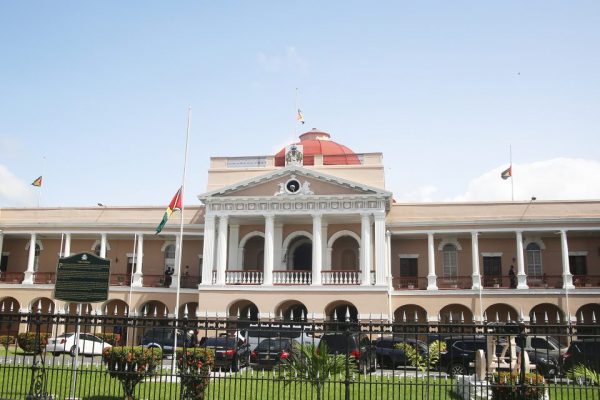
[273,270,311,285]
[225,270,263,285]
[322,270,361,285]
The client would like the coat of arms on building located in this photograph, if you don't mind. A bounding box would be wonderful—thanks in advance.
[285,144,303,166]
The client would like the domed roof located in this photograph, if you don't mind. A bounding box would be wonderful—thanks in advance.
[275,128,360,166]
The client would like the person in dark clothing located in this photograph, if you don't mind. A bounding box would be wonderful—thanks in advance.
[164,266,174,287]
[508,265,517,288]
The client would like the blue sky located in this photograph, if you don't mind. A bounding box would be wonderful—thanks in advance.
[1,1,599,207]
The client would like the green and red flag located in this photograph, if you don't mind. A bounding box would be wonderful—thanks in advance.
[31,176,43,187]
[501,165,512,180]
[156,187,183,234]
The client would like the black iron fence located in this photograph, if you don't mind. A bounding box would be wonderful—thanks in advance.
[1,310,599,399]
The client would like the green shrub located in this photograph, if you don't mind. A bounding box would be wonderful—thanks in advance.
[95,333,119,346]
[176,348,215,400]
[0,335,15,349]
[491,371,546,400]
[17,332,49,354]
[102,346,162,400]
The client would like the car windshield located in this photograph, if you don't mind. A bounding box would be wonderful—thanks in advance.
[256,339,292,351]
[203,337,237,347]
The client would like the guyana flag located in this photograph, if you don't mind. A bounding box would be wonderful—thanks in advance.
[31,176,43,187]
[501,165,512,180]
[155,187,183,234]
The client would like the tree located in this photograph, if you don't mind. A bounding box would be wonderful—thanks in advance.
[395,340,446,373]
[278,343,355,400]
[102,346,162,400]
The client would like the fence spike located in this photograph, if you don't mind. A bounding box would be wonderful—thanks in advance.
[448,312,453,323]
[9,302,14,312]
[247,308,251,319]
[507,311,511,322]
[402,311,406,323]
[519,308,525,321]
[544,311,549,324]
[195,309,200,318]
[593,311,597,324]
[36,300,42,313]
[333,311,337,322]
[114,305,119,316]
[531,312,537,324]
[494,312,499,322]
[0,303,4,313]
[301,309,306,321]
[438,313,441,323]
[345,307,350,321]
[143,306,148,317]
[415,310,419,322]
[483,311,487,322]
[556,311,561,323]
[163,308,167,318]
[184,304,189,318]
[460,312,465,323]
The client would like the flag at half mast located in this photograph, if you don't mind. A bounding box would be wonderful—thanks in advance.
[31,176,43,187]
[156,187,183,234]
[501,165,512,180]
[296,109,305,124]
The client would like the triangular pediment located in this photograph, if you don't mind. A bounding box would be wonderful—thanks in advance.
[198,166,391,200]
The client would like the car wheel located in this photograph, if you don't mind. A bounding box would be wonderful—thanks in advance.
[69,345,78,357]
[449,363,467,376]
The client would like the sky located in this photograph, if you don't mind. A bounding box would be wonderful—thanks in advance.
[1,1,599,208]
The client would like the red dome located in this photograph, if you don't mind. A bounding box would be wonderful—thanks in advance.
[275,129,360,166]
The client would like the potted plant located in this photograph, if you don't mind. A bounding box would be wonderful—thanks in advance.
[117,276,125,286]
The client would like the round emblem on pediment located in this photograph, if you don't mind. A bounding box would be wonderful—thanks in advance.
[285,178,301,194]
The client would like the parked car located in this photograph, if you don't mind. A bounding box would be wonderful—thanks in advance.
[244,324,319,351]
[250,338,297,370]
[318,332,377,373]
[46,333,111,357]
[515,335,565,378]
[561,340,600,373]
[374,336,427,369]
[140,327,192,355]
[201,336,250,372]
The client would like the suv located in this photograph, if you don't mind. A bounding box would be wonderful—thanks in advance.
[374,336,427,369]
[318,332,377,374]
[439,336,488,376]
[515,335,565,378]
[561,340,600,373]
[140,327,192,355]
[244,324,319,351]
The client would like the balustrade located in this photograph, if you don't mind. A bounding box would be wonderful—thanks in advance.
[33,272,55,284]
[273,270,311,285]
[0,272,24,284]
[225,270,263,285]
[321,270,361,285]
[437,275,472,289]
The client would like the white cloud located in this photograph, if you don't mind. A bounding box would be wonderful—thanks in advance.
[0,165,37,207]
[452,158,600,202]
[396,185,439,202]
[257,46,308,74]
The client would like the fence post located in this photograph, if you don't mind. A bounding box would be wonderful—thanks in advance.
[26,310,49,400]
[518,319,526,398]
[344,323,350,400]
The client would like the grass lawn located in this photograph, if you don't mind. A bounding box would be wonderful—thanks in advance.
[0,366,597,399]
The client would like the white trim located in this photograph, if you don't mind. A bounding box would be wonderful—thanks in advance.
[161,241,176,252]
[399,254,419,259]
[437,237,462,251]
[327,230,361,248]
[481,252,503,257]
[239,231,265,248]
[569,251,588,256]
[24,240,43,251]
[282,230,313,253]
[523,236,546,250]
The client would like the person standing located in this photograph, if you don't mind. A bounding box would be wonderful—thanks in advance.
[508,265,517,288]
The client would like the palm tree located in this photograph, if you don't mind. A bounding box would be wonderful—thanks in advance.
[278,342,355,400]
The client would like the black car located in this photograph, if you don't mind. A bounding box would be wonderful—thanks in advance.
[201,336,250,372]
[140,328,192,355]
[318,332,377,373]
[438,336,490,376]
[374,336,427,369]
[250,338,296,370]
[561,340,600,373]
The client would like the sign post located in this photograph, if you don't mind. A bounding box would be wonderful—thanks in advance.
[54,252,110,399]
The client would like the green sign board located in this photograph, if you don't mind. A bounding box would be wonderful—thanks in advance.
[54,252,110,303]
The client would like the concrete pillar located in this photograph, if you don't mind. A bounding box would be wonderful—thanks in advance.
[201,215,216,286]
[228,224,240,270]
[215,215,229,285]
[132,234,144,287]
[471,232,481,290]
[360,213,372,286]
[64,233,71,257]
[516,231,528,289]
[23,233,37,284]
[374,212,386,285]
[427,233,438,290]
[311,213,323,286]
[560,230,575,289]
[100,233,107,258]
[263,214,274,285]
[274,223,284,271]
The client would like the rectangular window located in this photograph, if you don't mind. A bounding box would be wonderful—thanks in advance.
[399,258,418,277]
[483,256,501,276]
[527,250,542,277]
[569,255,587,276]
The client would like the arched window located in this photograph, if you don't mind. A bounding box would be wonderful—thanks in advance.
[93,244,101,257]
[526,243,542,277]
[442,244,458,279]
[165,244,176,272]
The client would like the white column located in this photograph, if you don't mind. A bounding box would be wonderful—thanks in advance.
[427,233,438,290]
[215,215,228,285]
[471,232,481,290]
[360,213,372,286]
[263,214,275,285]
[201,215,216,286]
[374,212,386,285]
[516,231,528,289]
[273,222,284,271]
[312,213,323,285]
[132,234,144,287]
[227,224,240,271]
[326,247,333,270]
[171,234,182,287]
[321,221,328,278]
[64,233,71,257]
[560,230,575,289]
[23,233,37,284]
[100,233,107,258]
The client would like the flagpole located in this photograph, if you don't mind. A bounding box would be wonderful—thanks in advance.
[509,146,513,201]
[38,156,46,208]
[171,107,191,374]
[295,88,299,138]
